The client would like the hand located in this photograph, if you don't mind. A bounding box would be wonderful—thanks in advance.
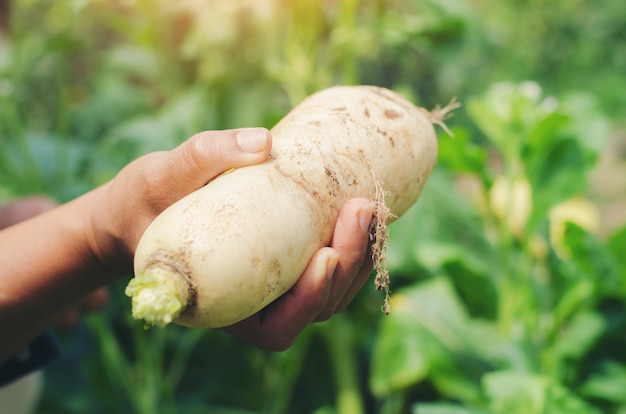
[0,128,273,362]
[86,128,272,277]
[223,198,374,351]
[82,126,373,351]
[0,196,58,229]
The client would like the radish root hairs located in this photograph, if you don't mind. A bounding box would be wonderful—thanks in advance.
[370,100,458,315]
[370,176,395,315]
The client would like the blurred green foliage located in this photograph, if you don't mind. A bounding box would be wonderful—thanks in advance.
[1,0,625,413]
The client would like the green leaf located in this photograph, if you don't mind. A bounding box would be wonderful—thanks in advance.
[581,361,626,403]
[559,93,611,161]
[412,402,490,414]
[547,310,606,379]
[524,110,575,179]
[442,258,498,319]
[483,371,600,414]
[466,81,551,159]
[387,169,493,278]
[528,140,588,229]
[103,89,215,157]
[608,225,626,276]
[525,111,569,155]
[370,312,433,396]
[370,278,496,400]
[71,74,153,142]
[563,223,622,295]
[437,127,488,176]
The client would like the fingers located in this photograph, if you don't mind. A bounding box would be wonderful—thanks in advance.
[80,287,110,312]
[165,128,272,193]
[315,198,374,321]
[335,261,374,313]
[223,248,339,352]
[223,198,375,351]
[55,287,109,329]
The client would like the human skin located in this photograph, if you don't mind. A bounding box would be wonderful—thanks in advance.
[0,197,110,329]
[0,128,373,363]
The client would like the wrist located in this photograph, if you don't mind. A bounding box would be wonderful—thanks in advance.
[83,183,134,281]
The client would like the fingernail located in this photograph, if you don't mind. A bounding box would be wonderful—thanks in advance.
[236,128,268,153]
[357,202,377,232]
[325,250,340,280]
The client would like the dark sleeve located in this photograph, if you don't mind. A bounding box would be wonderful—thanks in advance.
[0,331,61,387]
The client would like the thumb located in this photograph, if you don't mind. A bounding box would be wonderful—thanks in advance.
[167,127,272,191]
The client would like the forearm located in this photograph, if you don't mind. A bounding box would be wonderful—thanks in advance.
[0,186,123,362]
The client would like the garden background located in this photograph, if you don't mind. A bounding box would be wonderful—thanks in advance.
[1,0,626,413]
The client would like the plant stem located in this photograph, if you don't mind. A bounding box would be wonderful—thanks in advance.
[324,314,364,414]
[86,315,134,413]
[267,327,313,414]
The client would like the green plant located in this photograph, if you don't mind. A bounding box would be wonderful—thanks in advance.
[372,81,623,413]
[1,1,624,413]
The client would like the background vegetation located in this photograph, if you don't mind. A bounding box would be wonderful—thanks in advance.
[1,0,625,413]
